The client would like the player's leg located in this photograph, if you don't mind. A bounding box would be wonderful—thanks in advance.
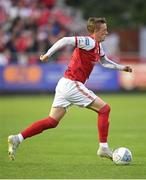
[20,107,66,139]
[87,97,112,159]
[8,77,70,160]
[8,107,66,160]
[68,80,112,159]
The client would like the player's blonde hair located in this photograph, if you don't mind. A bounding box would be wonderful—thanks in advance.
[87,17,106,34]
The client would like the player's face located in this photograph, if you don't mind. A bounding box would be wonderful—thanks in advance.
[95,23,108,42]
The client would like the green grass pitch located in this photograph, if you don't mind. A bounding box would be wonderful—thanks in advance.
[0,93,146,179]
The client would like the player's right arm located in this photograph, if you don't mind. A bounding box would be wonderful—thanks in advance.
[40,36,95,62]
[40,37,75,62]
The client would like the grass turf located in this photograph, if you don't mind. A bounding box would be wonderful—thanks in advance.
[0,93,146,179]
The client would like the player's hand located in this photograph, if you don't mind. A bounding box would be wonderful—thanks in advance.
[123,66,132,73]
[40,55,48,62]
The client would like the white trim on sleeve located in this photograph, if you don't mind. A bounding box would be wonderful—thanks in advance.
[76,36,95,51]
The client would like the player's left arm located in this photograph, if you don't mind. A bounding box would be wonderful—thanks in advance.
[99,55,132,72]
[99,44,132,72]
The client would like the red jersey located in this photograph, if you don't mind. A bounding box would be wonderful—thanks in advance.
[64,36,104,83]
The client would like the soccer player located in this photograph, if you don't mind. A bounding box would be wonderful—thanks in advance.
[8,17,132,160]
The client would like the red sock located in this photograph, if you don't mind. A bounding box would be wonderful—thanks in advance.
[97,104,110,142]
[21,116,59,139]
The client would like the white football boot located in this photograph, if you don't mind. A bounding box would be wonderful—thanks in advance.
[8,135,20,160]
[97,147,113,160]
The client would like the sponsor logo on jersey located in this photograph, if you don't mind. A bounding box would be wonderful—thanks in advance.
[85,38,90,45]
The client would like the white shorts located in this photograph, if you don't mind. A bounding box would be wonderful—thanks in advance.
[52,77,97,108]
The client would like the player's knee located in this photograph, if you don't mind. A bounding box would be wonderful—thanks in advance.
[99,104,111,114]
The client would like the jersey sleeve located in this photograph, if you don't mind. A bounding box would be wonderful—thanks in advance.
[45,37,75,57]
[76,36,95,51]
[99,43,105,57]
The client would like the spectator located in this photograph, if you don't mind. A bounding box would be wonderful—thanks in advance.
[0,0,79,65]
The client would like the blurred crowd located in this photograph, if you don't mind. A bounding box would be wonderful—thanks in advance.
[0,0,76,66]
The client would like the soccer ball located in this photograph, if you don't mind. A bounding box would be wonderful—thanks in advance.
[112,147,132,165]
